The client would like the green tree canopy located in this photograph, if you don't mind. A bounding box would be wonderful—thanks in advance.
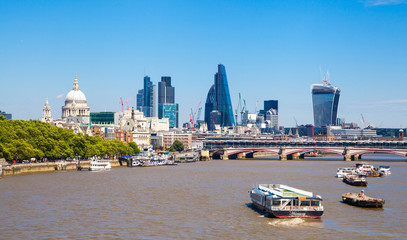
[171,140,184,152]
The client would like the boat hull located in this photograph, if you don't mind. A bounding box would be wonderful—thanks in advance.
[342,194,385,208]
[252,202,323,218]
[343,177,367,187]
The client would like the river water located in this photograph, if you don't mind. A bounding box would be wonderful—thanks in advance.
[0,158,406,239]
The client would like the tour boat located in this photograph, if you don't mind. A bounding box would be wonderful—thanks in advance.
[343,174,367,187]
[336,167,355,178]
[130,153,175,167]
[355,163,375,174]
[89,157,111,171]
[249,184,324,218]
[342,192,385,208]
[378,166,391,177]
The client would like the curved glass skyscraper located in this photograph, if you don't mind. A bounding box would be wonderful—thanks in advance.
[311,81,340,127]
[204,64,235,130]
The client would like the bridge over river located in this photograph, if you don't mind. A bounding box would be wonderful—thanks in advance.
[203,139,407,161]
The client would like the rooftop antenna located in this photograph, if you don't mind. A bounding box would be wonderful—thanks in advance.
[326,71,331,85]
[319,66,324,82]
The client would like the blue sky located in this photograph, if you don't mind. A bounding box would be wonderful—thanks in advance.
[1,0,406,128]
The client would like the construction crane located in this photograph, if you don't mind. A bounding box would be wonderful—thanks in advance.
[120,96,136,112]
[196,107,202,122]
[234,93,242,126]
[240,99,246,124]
[361,113,367,128]
[189,101,201,131]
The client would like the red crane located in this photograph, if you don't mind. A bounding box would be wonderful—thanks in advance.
[189,101,201,131]
[120,96,136,112]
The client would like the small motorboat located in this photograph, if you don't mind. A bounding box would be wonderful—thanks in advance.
[342,191,385,208]
[343,174,367,187]
[378,166,391,177]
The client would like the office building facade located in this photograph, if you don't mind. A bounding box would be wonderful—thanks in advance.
[158,76,178,128]
[204,64,234,130]
[137,76,155,117]
[311,81,340,127]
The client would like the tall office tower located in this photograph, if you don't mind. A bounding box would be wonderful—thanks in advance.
[204,64,235,129]
[264,100,278,114]
[204,85,215,129]
[138,76,155,117]
[158,76,178,128]
[311,76,341,127]
[136,89,143,112]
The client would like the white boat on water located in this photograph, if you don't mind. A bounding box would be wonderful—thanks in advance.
[250,184,324,218]
[336,167,355,178]
[89,157,111,171]
[378,166,391,176]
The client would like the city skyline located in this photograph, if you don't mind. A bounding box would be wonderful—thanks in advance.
[1,1,407,127]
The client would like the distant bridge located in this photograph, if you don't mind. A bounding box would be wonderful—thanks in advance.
[203,139,407,161]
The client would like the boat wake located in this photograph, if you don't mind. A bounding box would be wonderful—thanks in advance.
[268,218,305,227]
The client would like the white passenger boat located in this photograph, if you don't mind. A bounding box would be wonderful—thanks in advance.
[378,166,391,177]
[250,184,324,218]
[89,157,111,171]
[336,167,355,178]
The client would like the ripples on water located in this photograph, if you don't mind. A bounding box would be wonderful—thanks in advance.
[0,159,406,239]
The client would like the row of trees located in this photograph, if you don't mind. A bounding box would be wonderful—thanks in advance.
[0,116,140,161]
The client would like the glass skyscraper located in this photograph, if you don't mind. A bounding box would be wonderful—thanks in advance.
[158,76,178,128]
[204,64,234,129]
[137,76,155,117]
[311,81,341,127]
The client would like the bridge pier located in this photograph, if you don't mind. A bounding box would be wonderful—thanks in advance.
[352,154,360,161]
[279,147,287,161]
[343,148,351,161]
[288,153,300,160]
[237,152,246,159]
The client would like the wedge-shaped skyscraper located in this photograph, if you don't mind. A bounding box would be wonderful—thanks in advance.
[311,76,340,127]
[205,64,235,130]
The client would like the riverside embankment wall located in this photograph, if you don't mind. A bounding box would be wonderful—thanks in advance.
[1,160,123,177]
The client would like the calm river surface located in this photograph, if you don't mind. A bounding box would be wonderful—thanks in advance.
[1,158,406,239]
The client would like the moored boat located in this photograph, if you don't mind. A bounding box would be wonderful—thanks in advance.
[336,167,355,178]
[249,184,324,218]
[342,191,385,208]
[89,157,111,171]
[343,174,367,187]
[378,166,391,177]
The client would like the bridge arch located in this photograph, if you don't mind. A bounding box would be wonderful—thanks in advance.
[351,149,407,157]
[286,148,344,156]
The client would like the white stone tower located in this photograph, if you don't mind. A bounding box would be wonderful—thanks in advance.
[41,98,53,122]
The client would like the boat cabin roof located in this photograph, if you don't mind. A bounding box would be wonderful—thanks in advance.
[258,184,318,198]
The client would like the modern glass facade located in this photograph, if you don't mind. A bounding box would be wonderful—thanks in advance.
[157,76,178,128]
[158,76,174,104]
[311,83,341,127]
[158,103,179,128]
[204,64,234,129]
[137,76,155,117]
[90,112,115,124]
[204,85,215,128]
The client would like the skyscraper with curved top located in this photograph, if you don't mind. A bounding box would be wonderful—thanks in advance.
[311,77,341,127]
[204,64,234,130]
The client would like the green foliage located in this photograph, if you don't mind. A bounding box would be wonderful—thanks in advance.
[128,142,140,155]
[0,119,134,161]
[0,115,6,121]
[171,140,184,152]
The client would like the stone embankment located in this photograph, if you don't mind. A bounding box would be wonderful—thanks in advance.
[0,159,122,177]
